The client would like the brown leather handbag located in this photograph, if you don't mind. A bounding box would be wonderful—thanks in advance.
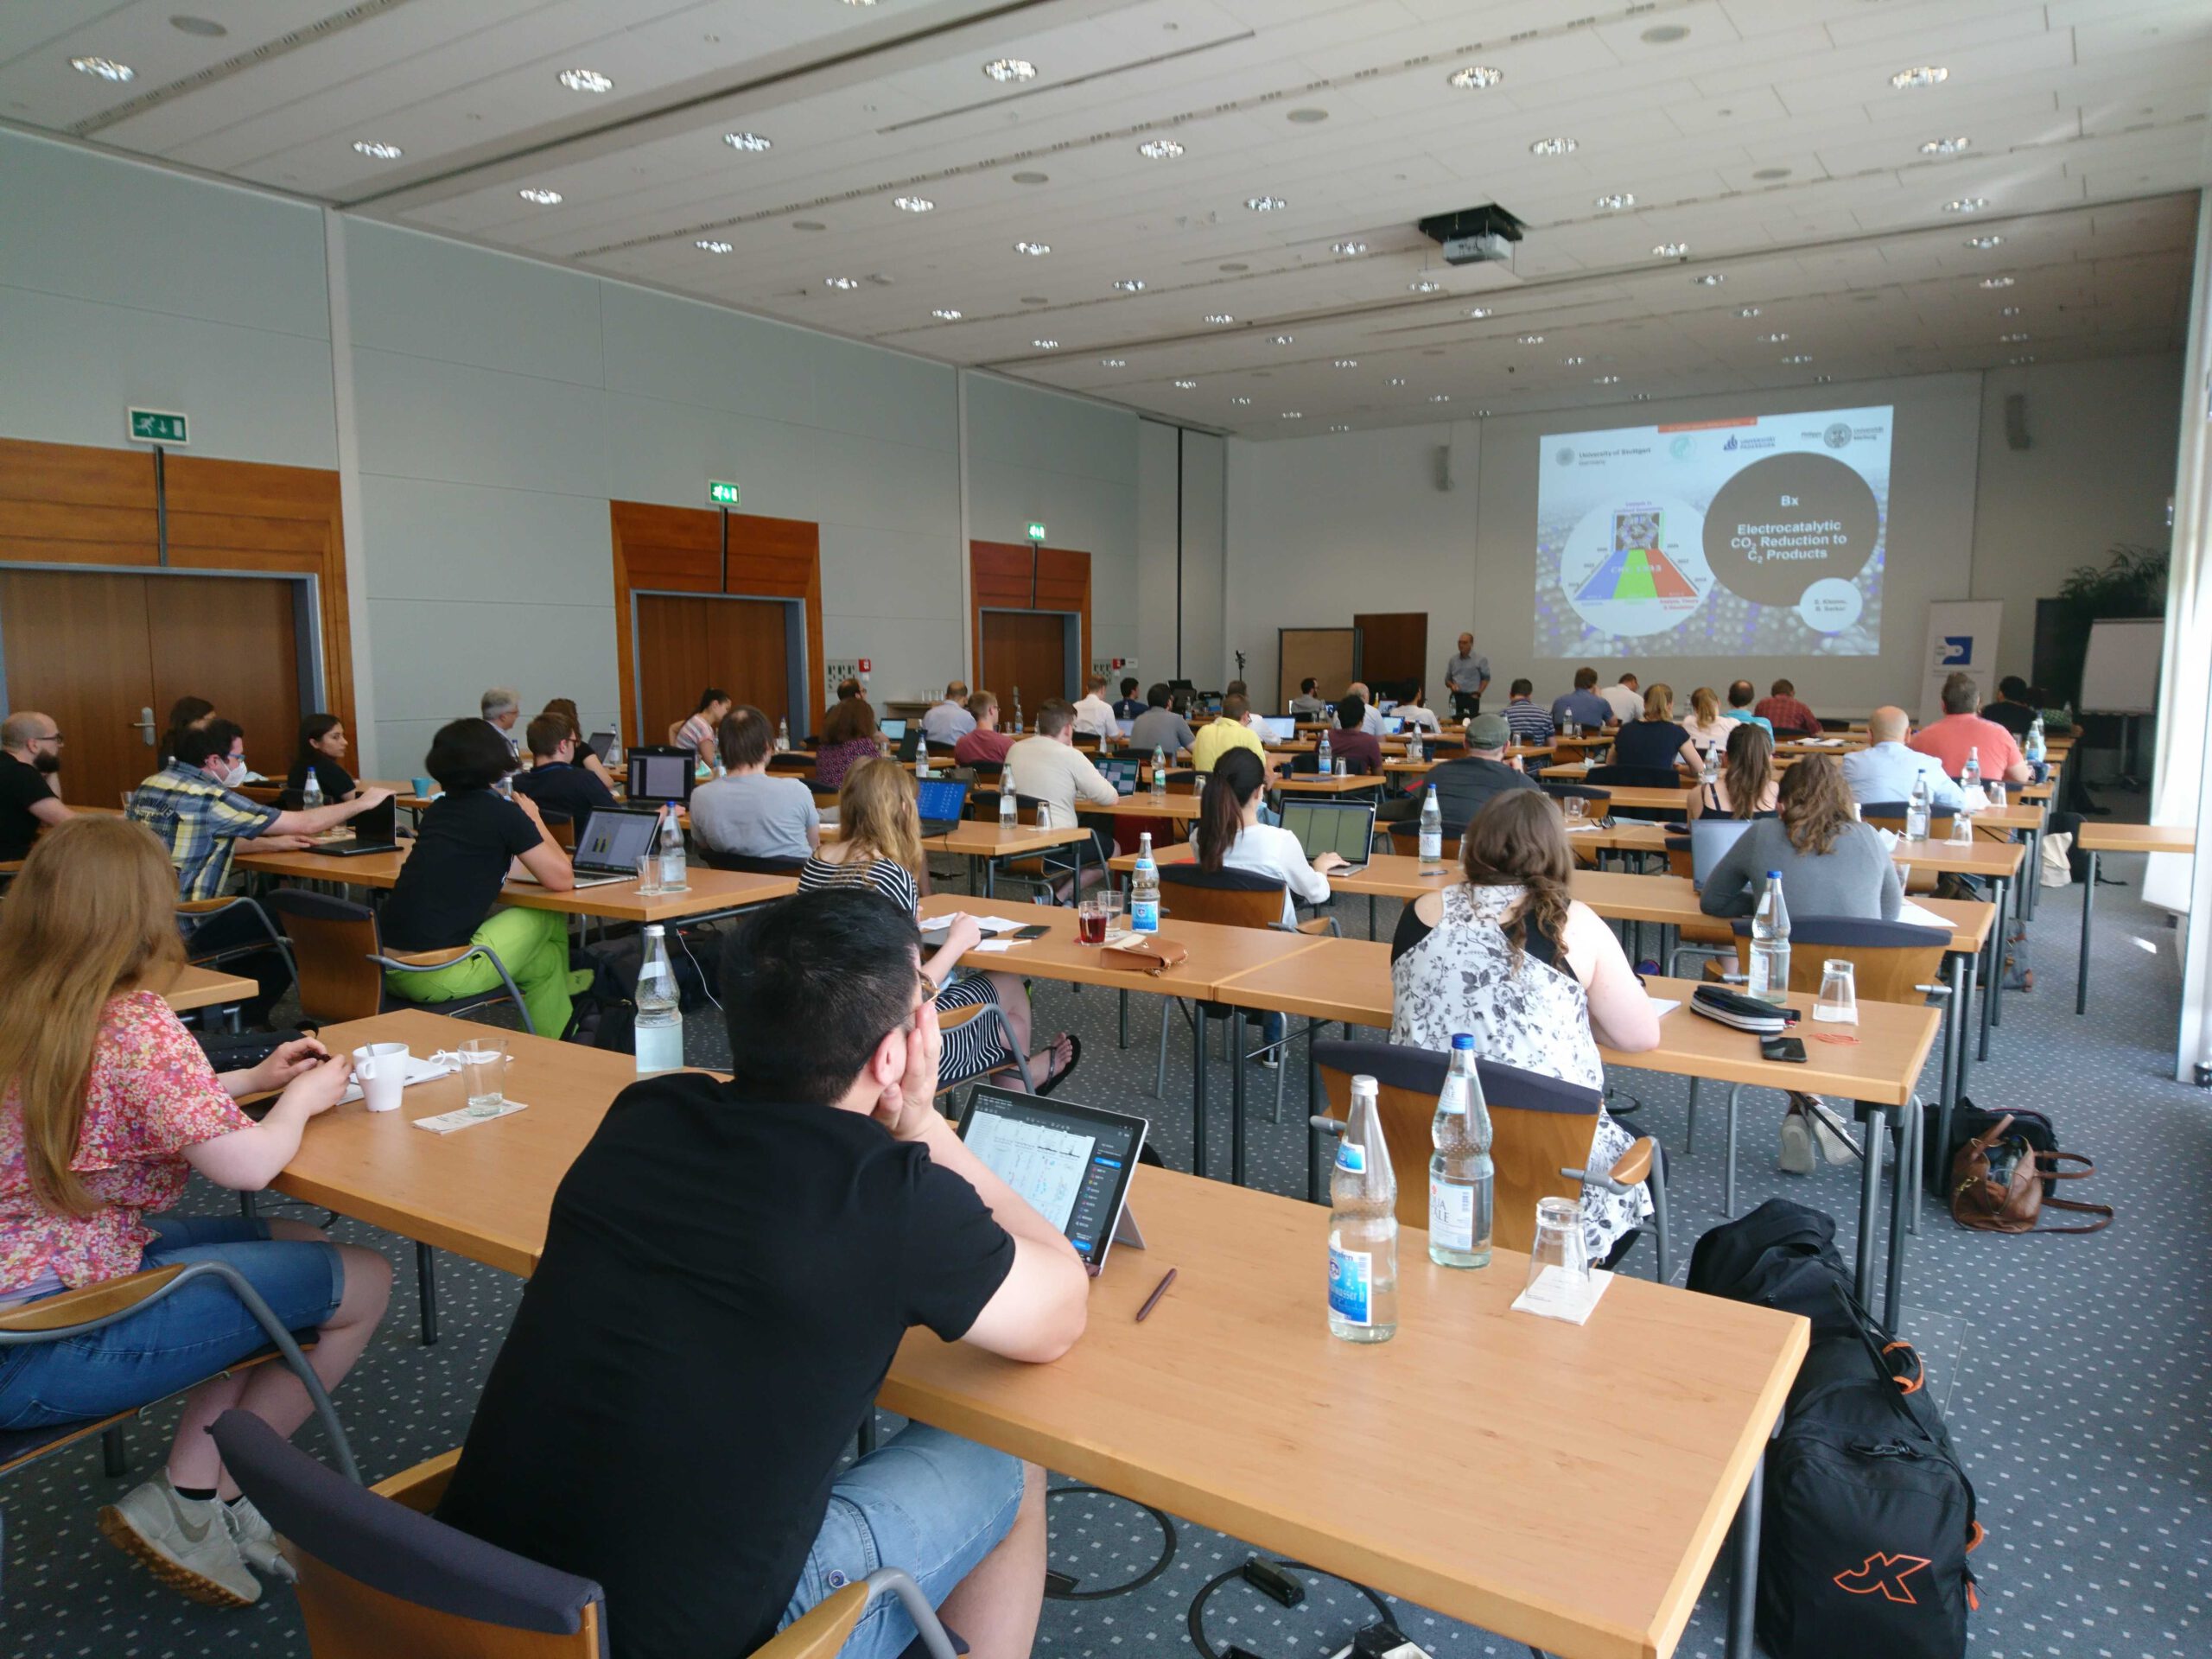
[1100,937,1189,976]
[1950,1113,2112,1234]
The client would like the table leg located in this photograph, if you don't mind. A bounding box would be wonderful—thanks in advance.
[416,1242,440,1347]
[1854,1103,1886,1306]
[1885,1098,1917,1327]
[1987,876,2008,1032]
[1119,989,1129,1048]
[2075,848,2098,1014]
[1192,1004,1210,1179]
[985,854,996,899]
[1726,1447,1764,1659]
[1230,1010,1249,1187]
[1955,946,1978,1103]
[1369,892,1377,940]
[2021,828,2039,919]
[1977,899,1999,1065]
[1938,954,1963,1160]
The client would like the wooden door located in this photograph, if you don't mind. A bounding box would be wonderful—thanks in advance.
[0,570,303,808]
[1353,611,1429,700]
[0,571,159,810]
[635,594,791,744]
[980,611,1072,717]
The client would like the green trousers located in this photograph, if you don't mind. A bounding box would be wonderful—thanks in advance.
[385,906,574,1038]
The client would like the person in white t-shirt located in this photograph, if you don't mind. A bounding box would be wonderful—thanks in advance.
[1395,687,1443,734]
[1599,672,1643,727]
[1071,672,1118,740]
[1345,682,1388,736]
[1189,747,1343,925]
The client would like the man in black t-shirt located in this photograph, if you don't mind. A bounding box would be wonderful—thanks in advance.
[435,889,1091,1659]
[0,711,71,860]
[511,714,618,844]
[1982,675,2037,741]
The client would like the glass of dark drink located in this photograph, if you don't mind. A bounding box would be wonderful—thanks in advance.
[1077,899,1108,944]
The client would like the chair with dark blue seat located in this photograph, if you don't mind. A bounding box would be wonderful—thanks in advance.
[696,850,808,876]
[1312,1039,1669,1279]
[210,1409,957,1659]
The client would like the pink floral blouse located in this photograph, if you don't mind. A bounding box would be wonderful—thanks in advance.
[0,992,251,1293]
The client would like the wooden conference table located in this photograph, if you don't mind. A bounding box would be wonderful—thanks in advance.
[276,1007,1804,1659]
[2075,823,2196,1014]
[166,965,258,1019]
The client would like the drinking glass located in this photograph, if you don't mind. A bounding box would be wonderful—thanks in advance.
[1985,782,2006,810]
[1562,794,1587,826]
[635,851,662,894]
[1814,959,1859,1024]
[1949,810,1973,844]
[457,1035,508,1110]
[1076,894,1108,945]
[1096,889,1126,937]
[1848,798,1863,821]
[1522,1197,1592,1314]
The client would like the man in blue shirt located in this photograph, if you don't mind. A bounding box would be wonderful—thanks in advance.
[1719,679,1774,736]
[1548,666,1614,730]
[1501,679,1555,745]
[920,682,976,747]
[1840,706,1965,810]
[1111,677,1147,721]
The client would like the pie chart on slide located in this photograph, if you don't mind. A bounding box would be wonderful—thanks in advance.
[1558,497,1713,638]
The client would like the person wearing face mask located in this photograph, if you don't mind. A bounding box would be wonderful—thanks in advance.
[128,720,392,1027]
[0,711,73,860]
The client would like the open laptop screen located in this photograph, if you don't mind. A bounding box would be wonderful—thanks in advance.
[1096,758,1140,796]
[1689,817,1757,890]
[1254,715,1296,744]
[627,747,693,804]
[915,779,968,825]
[1279,799,1376,867]
[575,808,661,873]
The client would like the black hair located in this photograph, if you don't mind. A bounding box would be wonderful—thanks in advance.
[1147,682,1172,709]
[1300,677,1318,695]
[1194,748,1266,870]
[719,888,922,1106]
[1727,679,1755,707]
[425,717,518,792]
[293,713,343,776]
[174,718,242,771]
[1336,694,1366,729]
[696,688,730,713]
[1997,676,2029,702]
[1510,677,1533,697]
[1120,677,1140,697]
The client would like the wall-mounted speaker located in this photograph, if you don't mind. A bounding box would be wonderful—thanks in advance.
[2005,391,2030,451]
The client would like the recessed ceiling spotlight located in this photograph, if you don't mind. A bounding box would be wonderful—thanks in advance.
[1815,374,1834,383]
[518,188,563,204]
[982,58,1037,82]
[931,308,963,320]
[1595,193,1635,211]
[1112,277,1146,292]
[353,140,404,160]
[1173,379,1198,389]
[1594,374,1620,384]
[1448,65,1503,90]
[723,131,772,152]
[1281,411,1304,419]
[1204,314,1236,325]
[1014,241,1051,256]
[1891,66,1948,89]
[1466,307,1492,319]
[2000,331,2030,342]
[1033,339,1058,349]
[1232,396,1253,405]
[1759,332,1789,342]
[1966,234,2004,250]
[1529,137,1577,156]
[1693,273,1725,285]
[1654,242,1690,258]
[1332,241,1367,257]
[1430,394,1452,403]
[2008,354,2036,364]
[696,238,734,253]
[70,56,134,82]
[1738,306,1763,318]
[1477,408,1493,416]
[1329,423,1351,432]
[1632,392,1651,401]
[1921,136,1971,156]
[1563,355,1586,365]
[1246,195,1287,212]
[1272,334,1294,345]
[1783,353,1813,363]
[1333,359,1358,369]
[1101,358,1127,365]
[822,276,859,290]
[1138,138,1185,160]
[1943,197,1989,213]
[1980,276,2015,288]
[1409,279,1443,294]
[1999,304,2022,316]
[1387,377,1408,386]
[893,196,935,213]
[1518,334,1545,345]
[557,68,613,93]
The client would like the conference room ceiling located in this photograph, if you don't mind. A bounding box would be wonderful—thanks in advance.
[9,0,2208,437]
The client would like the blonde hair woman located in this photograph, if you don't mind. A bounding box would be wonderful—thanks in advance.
[1610,681,1701,772]
[0,819,391,1607]
[797,760,1077,1092]
[1681,685,1732,753]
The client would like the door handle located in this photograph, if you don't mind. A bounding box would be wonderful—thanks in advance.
[132,706,156,746]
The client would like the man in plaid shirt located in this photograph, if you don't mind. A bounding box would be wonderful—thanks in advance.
[129,718,392,1020]
[1500,678,1555,747]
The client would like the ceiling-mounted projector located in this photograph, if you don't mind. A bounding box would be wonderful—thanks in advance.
[1418,204,1527,267]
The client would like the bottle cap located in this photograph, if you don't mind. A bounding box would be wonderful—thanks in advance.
[1451,1033,1475,1051]
[645,923,664,936]
[1768,869,1783,879]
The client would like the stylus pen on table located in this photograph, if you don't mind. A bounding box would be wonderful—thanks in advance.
[1135,1268,1177,1323]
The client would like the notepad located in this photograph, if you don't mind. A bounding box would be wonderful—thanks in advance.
[1896,900,1953,930]
[1646,996,1681,1019]
[1512,1266,1614,1325]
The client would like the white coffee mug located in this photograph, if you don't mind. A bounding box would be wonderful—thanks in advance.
[353,1043,410,1113]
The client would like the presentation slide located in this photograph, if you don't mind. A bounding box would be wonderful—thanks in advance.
[1534,406,1894,658]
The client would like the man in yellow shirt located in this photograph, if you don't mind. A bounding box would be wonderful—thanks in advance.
[1190,692,1268,774]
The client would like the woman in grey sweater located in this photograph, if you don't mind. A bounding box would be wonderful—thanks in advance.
[1698,754,1903,1172]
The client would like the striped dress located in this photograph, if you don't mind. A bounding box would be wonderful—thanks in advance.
[795,855,1014,1086]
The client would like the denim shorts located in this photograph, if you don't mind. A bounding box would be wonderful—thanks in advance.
[0,1214,343,1432]
[779,1425,1025,1659]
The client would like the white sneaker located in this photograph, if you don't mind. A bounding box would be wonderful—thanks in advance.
[1777,1111,1815,1175]
[99,1474,263,1606]
[1810,1107,1862,1165]
[224,1493,296,1583]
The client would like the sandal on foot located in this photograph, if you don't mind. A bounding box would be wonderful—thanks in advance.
[1034,1032,1083,1096]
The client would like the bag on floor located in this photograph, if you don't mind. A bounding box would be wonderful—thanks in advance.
[1950,1112,2111,1235]
[1923,1100,2075,1203]
[1685,1199,1863,1342]
[2039,828,2075,888]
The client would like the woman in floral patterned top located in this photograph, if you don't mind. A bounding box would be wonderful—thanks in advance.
[0,819,391,1608]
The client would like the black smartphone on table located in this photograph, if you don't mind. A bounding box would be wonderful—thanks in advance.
[1760,1034,1808,1063]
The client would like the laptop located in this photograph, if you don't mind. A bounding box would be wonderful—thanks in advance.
[1280,798,1377,872]
[515,804,664,888]
[306,792,400,857]
[1096,757,1141,797]
[1254,715,1296,744]
[1377,713,1405,735]
[626,746,694,804]
[957,1086,1148,1276]
[880,718,908,742]
[1689,817,1757,890]
[916,778,969,836]
[1116,717,1135,741]
[1200,694,1223,715]
[896,726,923,765]
[584,730,616,763]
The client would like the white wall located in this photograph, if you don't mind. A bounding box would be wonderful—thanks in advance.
[1229,360,2183,715]
[1134,422,1227,689]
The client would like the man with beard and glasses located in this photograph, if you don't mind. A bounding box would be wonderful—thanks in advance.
[0,711,72,860]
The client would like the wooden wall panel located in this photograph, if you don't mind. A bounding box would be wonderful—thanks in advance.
[971,542,1035,608]
[1034,547,1091,681]
[969,541,1090,709]
[0,438,156,567]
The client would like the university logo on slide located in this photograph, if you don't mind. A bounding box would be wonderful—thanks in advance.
[1834,1551,1932,1604]
[1938,634,1974,666]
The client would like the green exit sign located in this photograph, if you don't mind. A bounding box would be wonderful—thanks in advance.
[127,408,189,446]
[1026,521,1047,542]
[708,480,741,507]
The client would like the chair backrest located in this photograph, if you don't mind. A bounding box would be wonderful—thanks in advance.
[1859,802,1957,836]
[1586,764,1684,790]
[1159,862,1286,930]
[543,816,576,852]
[1314,1040,1605,1253]
[696,849,808,875]
[1541,783,1611,810]
[1728,915,1949,1001]
[1384,821,1462,861]
[265,888,386,1025]
[208,1410,603,1659]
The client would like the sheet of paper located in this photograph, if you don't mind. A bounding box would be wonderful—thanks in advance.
[338,1054,455,1105]
[1512,1265,1614,1325]
[413,1099,530,1135]
[970,938,1017,952]
[1896,899,1953,930]
[1646,996,1681,1019]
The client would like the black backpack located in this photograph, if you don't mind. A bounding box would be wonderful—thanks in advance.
[1690,1203,1982,1659]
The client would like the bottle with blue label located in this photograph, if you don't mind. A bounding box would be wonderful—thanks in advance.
[1130,832,1160,933]
[1328,1074,1398,1343]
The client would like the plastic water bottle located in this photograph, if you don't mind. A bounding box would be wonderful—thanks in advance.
[607,734,625,770]
[774,718,790,753]
[1563,714,1578,739]
[633,925,683,1073]
[1131,832,1160,933]
[1701,744,1719,787]
[2024,716,2045,766]
[712,756,726,779]
[1749,871,1790,1005]
[1329,1075,1398,1343]
[302,770,323,810]
[1317,729,1332,774]
[657,803,687,891]
[1417,785,1444,868]
[914,742,930,782]
[1011,691,1023,734]
[1906,770,1932,842]
[1151,746,1167,797]
[998,786,1017,830]
[1961,745,1981,796]
[1405,726,1422,765]
[1428,1033,1493,1269]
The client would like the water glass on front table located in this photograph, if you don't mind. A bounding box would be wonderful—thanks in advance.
[457,1035,508,1109]
[1814,959,1859,1024]
[634,852,662,895]
[1562,794,1586,825]
[1522,1196,1591,1310]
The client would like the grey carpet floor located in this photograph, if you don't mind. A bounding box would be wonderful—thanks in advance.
[4,840,2208,1658]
